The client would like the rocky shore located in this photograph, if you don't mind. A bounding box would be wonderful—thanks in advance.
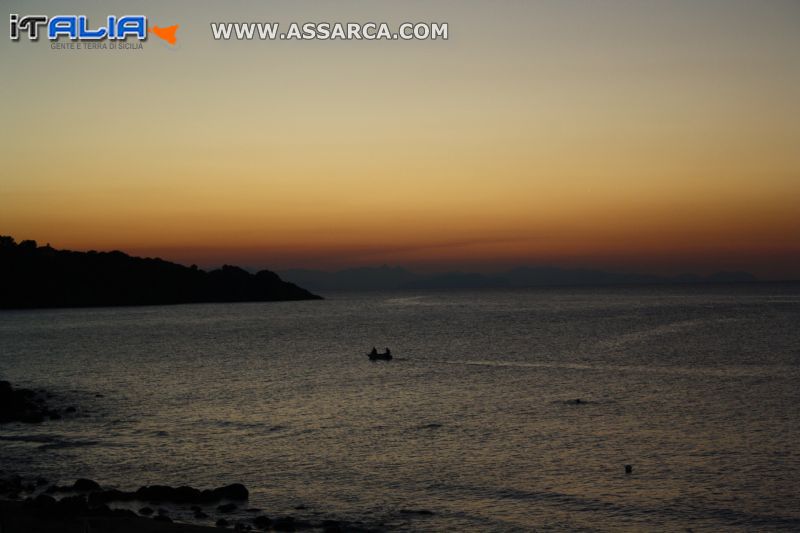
[0,475,349,532]
[0,498,219,532]
[0,381,354,531]
[0,381,70,424]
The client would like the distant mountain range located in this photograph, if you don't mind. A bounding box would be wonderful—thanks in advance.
[0,236,320,309]
[278,265,758,292]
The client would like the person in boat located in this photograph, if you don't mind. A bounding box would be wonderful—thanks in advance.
[370,346,378,356]
[385,347,391,356]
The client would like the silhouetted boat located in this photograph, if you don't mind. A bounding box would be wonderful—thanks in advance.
[367,350,392,361]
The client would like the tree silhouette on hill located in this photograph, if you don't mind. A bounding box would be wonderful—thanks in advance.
[0,236,321,309]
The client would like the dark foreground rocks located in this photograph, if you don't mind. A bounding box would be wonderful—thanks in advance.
[0,498,219,532]
[0,380,65,423]
[87,482,250,505]
[2,475,360,532]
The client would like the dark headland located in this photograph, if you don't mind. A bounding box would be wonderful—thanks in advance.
[0,236,321,309]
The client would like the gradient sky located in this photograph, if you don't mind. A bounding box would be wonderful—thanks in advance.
[2,1,799,278]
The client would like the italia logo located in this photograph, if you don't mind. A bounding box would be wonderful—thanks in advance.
[9,14,178,45]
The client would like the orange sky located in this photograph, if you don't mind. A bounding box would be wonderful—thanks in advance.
[2,1,799,278]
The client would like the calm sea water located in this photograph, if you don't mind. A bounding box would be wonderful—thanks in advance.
[1,285,799,531]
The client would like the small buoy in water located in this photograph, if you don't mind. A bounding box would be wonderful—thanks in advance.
[625,464,633,474]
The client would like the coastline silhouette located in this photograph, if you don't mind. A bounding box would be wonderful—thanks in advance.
[0,236,321,309]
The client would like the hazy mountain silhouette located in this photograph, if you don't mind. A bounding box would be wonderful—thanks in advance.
[279,265,757,291]
[279,266,419,291]
[0,236,320,309]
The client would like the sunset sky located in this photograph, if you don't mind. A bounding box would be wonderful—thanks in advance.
[2,1,799,278]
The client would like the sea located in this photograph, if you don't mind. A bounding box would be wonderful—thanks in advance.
[1,284,799,531]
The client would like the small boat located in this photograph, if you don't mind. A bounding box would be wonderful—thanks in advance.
[367,350,392,361]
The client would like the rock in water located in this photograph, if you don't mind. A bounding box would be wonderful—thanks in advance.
[253,515,272,529]
[215,483,249,500]
[73,478,101,492]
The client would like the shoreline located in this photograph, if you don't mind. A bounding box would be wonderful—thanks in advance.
[0,382,350,531]
[0,475,350,532]
[0,499,219,532]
